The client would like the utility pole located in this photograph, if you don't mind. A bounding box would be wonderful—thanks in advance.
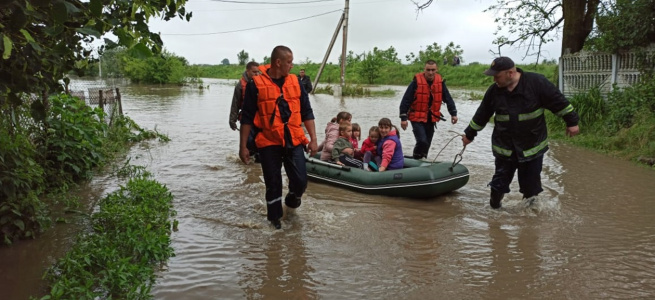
[311,12,344,94]
[311,0,349,96]
[340,0,349,91]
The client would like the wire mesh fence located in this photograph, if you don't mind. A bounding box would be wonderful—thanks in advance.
[2,80,124,141]
[67,81,123,124]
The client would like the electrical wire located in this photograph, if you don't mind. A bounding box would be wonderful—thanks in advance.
[162,9,342,36]
[193,0,397,12]
[210,0,334,4]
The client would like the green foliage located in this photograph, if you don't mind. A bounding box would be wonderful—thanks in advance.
[196,55,558,89]
[357,51,384,84]
[1,92,169,245]
[42,173,176,300]
[588,0,655,53]
[221,58,230,65]
[0,107,48,244]
[0,0,191,105]
[546,80,655,163]
[39,95,107,185]
[405,42,463,66]
[314,84,395,97]
[237,49,249,65]
[122,50,193,84]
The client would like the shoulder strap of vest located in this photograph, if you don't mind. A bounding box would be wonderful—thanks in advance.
[415,73,427,85]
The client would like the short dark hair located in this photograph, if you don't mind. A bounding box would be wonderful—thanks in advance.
[300,69,306,72]
[425,59,437,66]
[271,45,292,63]
[246,61,259,69]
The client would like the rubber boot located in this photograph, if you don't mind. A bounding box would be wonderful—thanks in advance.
[284,193,302,209]
[490,189,504,209]
[271,219,281,229]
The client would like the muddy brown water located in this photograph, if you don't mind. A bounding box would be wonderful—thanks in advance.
[2,79,655,299]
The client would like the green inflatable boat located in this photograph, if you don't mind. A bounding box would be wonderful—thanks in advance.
[306,155,469,199]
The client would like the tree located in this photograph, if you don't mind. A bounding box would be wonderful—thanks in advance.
[415,0,602,59]
[405,42,462,65]
[262,56,271,64]
[371,46,401,64]
[588,0,655,53]
[356,51,383,84]
[0,0,192,106]
[122,50,189,84]
[237,50,249,65]
[221,58,230,65]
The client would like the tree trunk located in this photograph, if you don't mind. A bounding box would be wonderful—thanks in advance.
[561,0,600,55]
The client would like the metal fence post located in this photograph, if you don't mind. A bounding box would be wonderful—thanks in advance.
[611,54,618,92]
[98,89,104,123]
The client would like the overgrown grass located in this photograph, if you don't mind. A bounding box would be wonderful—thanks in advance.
[546,81,655,166]
[314,84,396,97]
[196,62,558,88]
[41,169,176,300]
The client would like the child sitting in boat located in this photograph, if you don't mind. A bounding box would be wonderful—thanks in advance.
[355,126,382,170]
[376,118,404,172]
[318,111,352,161]
[351,122,361,152]
[331,122,370,170]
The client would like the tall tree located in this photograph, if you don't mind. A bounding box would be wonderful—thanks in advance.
[0,0,192,106]
[237,50,249,65]
[588,0,655,53]
[415,0,601,58]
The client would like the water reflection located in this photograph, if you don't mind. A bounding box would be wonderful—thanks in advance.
[240,225,318,299]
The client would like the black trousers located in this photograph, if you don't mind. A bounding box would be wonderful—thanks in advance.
[410,121,435,159]
[258,145,307,221]
[489,154,544,198]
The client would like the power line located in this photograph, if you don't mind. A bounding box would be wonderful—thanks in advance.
[210,0,334,4]
[192,0,396,12]
[162,9,342,36]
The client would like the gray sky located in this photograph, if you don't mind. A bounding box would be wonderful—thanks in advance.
[149,0,562,66]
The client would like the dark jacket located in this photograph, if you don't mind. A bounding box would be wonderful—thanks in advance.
[228,71,251,130]
[464,68,579,162]
[399,78,457,122]
[297,75,313,93]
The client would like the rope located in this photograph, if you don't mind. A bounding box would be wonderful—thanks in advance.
[430,131,467,170]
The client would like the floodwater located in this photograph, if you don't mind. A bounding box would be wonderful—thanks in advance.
[2,78,655,299]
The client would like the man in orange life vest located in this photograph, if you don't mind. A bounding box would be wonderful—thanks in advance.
[229,61,260,158]
[239,45,318,229]
[399,60,458,159]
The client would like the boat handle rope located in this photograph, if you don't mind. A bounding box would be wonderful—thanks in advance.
[431,131,467,171]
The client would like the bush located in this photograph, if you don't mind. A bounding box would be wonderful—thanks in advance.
[547,79,655,163]
[43,173,176,299]
[39,95,107,185]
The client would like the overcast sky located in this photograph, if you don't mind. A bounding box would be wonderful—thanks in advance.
[148,0,563,66]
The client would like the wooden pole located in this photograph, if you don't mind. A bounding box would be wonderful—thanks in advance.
[116,88,123,116]
[311,12,345,95]
[340,0,349,90]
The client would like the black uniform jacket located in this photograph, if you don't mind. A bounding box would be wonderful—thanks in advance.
[464,69,579,162]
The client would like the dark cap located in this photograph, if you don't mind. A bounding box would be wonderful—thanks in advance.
[483,57,515,76]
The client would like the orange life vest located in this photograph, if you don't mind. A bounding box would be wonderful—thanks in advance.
[240,77,248,100]
[252,65,309,148]
[408,73,443,122]
[237,77,248,121]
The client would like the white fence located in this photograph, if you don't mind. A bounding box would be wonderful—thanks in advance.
[559,45,655,97]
